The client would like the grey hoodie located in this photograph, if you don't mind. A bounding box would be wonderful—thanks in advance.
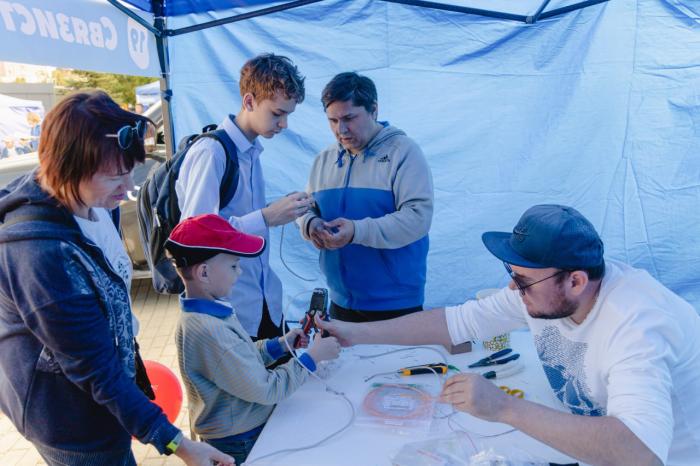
[298,123,433,311]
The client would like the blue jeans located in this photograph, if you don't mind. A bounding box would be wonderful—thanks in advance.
[204,430,261,465]
[34,442,136,466]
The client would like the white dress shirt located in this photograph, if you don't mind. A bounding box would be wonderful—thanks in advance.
[175,115,283,336]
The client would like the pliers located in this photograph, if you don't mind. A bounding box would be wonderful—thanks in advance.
[468,348,520,369]
[294,309,330,348]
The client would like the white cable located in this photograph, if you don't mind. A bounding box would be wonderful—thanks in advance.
[356,345,448,365]
[244,311,516,463]
[243,290,355,465]
[359,348,526,431]
[446,411,516,438]
[355,346,451,422]
[279,223,319,282]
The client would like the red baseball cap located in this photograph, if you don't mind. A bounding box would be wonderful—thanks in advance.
[165,214,265,267]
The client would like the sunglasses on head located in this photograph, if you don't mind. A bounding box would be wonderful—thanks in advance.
[105,120,146,150]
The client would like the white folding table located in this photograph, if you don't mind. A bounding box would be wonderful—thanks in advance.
[246,330,581,466]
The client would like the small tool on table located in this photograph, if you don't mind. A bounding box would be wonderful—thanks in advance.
[499,385,525,398]
[364,363,459,382]
[468,348,520,369]
[468,348,524,381]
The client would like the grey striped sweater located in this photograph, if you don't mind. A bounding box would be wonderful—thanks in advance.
[175,310,308,439]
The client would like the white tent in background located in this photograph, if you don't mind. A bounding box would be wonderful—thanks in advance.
[135,81,160,108]
[0,93,44,141]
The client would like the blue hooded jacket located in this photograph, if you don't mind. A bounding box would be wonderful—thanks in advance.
[0,171,178,453]
[299,124,434,311]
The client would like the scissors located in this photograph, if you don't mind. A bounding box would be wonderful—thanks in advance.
[499,385,525,398]
[468,348,520,368]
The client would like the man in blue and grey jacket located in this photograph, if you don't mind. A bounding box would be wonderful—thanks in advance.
[299,72,434,322]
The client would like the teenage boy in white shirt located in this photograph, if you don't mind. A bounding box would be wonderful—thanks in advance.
[176,53,313,339]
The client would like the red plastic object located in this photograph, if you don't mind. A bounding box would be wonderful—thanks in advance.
[143,360,183,423]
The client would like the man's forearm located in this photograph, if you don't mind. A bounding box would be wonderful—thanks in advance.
[501,398,662,466]
[351,307,453,348]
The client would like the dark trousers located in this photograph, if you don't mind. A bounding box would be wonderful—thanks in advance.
[329,302,423,323]
[252,299,284,341]
[204,429,262,466]
[252,299,291,367]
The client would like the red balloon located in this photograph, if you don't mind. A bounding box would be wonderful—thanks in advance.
[143,360,183,423]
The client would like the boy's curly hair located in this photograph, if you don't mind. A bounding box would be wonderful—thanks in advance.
[240,53,305,103]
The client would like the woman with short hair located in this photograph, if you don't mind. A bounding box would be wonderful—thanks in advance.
[0,91,234,466]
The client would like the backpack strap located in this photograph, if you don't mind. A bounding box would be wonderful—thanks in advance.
[199,128,239,209]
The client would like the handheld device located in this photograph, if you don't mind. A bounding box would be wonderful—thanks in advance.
[295,288,329,347]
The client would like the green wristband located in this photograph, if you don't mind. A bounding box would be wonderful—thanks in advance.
[166,431,184,455]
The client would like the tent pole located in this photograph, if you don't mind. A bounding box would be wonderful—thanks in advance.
[152,1,176,156]
[526,0,553,23]
[104,0,160,35]
[538,0,609,20]
[165,0,325,36]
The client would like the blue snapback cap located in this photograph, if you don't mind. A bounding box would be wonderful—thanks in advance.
[482,204,604,269]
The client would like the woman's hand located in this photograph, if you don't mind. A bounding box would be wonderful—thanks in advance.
[175,437,236,466]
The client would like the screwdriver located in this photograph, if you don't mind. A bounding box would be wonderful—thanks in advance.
[399,363,449,375]
[364,363,458,382]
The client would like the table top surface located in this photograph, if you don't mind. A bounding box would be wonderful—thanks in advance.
[246,330,580,466]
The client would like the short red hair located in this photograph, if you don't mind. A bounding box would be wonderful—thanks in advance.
[37,91,147,207]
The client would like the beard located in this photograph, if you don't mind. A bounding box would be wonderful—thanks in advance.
[527,286,578,320]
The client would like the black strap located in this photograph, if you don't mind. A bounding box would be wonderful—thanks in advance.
[1,210,75,229]
[213,129,238,207]
[1,208,120,231]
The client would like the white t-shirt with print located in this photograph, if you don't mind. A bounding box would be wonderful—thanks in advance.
[74,208,139,335]
[445,260,700,466]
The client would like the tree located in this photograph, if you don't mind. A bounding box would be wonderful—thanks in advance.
[54,69,156,107]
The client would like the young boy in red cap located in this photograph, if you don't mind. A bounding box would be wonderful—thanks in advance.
[165,214,341,464]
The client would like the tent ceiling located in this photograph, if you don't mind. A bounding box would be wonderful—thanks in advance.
[120,0,606,22]
[122,0,308,16]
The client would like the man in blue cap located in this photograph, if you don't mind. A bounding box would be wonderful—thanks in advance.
[318,204,700,466]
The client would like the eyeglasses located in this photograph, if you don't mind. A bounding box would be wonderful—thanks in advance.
[503,262,568,297]
[105,120,145,150]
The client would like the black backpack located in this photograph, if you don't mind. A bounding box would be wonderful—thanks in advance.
[137,126,238,294]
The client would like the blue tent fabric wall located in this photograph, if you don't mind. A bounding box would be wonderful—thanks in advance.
[163,0,700,316]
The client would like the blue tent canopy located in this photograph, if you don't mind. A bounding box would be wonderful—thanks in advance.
[155,0,700,315]
[122,0,284,16]
[2,0,698,316]
[119,0,610,28]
